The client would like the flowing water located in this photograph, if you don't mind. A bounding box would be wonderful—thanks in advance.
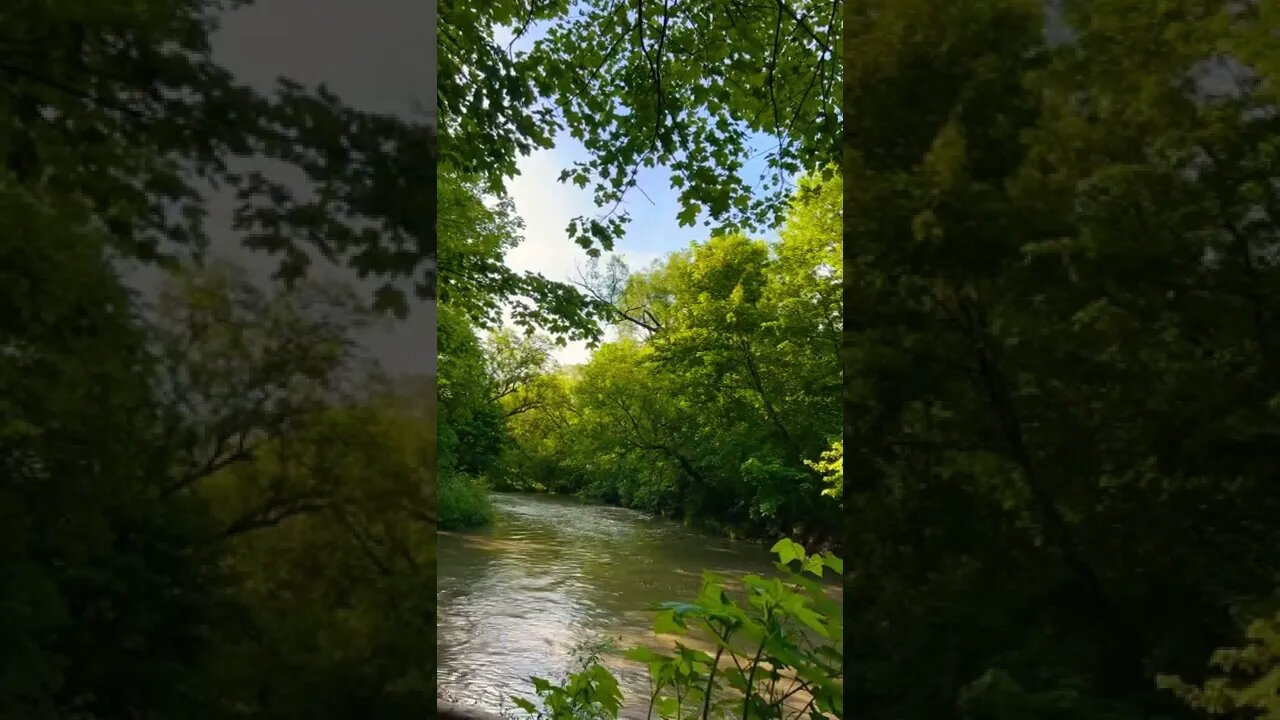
[437,492,833,718]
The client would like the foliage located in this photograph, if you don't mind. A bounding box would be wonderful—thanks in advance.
[437,473,497,531]
[804,440,842,505]
[437,0,563,189]
[516,664,624,720]
[500,171,842,547]
[440,0,841,252]
[438,304,507,478]
[201,394,436,720]
[0,0,441,315]
[437,166,607,342]
[839,0,1280,716]
[1158,609,1280,719]
[3,0,607,339]
[0,6,453,711]
[0,181,223,719]
[522,0,842,251]
[0,222,436,717]
[514,538,843,720]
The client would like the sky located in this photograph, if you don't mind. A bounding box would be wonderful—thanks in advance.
[501,134,699,365]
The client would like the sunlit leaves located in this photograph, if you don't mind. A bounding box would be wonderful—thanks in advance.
[437,167,607,342]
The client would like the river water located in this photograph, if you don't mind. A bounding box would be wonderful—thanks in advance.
[437,492,831,718]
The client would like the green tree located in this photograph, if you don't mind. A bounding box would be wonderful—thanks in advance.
[0,0,443,314]
[0,182,224,719]
[0,217,437,717]
[499,170,843,546]
[201,397,436,720]
[438,304,506,478]
[839,0,1280,716]
[1159,607,1280,719]
[438,166,607,342]
[440,0,841,252]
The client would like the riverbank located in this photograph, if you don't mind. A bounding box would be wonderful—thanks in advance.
[490,484,841,553]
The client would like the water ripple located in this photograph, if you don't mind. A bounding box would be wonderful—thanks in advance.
[438,493,819,719]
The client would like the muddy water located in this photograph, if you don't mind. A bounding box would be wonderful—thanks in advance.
[437,492,833,718]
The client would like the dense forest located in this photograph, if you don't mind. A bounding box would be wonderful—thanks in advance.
[0,1,440,717]
[840,0,1280,718]
[439,172,843,548]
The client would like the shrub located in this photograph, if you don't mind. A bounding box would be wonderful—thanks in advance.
[438,473,495,530]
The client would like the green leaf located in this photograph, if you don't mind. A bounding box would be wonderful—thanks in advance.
[653,609,686,635]
[802,554,825,577]
[821,551,843,575]
[510,696,538,714]
[770,538,805,565]
[624,647,671,663]
[792,606,830,638]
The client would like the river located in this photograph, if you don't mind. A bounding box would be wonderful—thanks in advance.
[437,492,835,718]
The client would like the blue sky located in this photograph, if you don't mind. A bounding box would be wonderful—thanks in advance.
[494,23,784,364]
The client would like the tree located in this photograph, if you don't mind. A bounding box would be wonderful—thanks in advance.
[1159,607,1280,719]
[0,181,224,719]
[1,0,440,315]
[439,0,842,252]
[201,397,436,720]
[437,304,506,477]
[437,166,607,342]
[0,1,494,716]
[486,329,558,418]
[0,208,436,717]
[497,170,843,546]
[839,0,1280,716]
[147,262,379,505]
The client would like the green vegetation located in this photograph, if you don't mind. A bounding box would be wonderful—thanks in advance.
[489,172,842,548]
[1,1,441,717]
[451,0,1280,717]
[438,473,497,530]
[437,0,844,546]
[1159,609,1280,719]
[440,0,840,253]
[2,250,439,718]
[513,539,843,720]
[838,0,1280,717]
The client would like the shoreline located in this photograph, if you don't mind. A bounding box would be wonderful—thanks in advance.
[482,487,842,555]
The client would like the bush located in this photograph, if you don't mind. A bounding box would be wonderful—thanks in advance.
[438,473,496,530]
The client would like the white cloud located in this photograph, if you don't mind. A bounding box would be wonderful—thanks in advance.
[500,135,715,365]
[504,146,596,282]
[553,338,594,366]
[500,142,599,365]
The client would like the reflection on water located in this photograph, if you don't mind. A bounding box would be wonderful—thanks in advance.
[437,493,810,718]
